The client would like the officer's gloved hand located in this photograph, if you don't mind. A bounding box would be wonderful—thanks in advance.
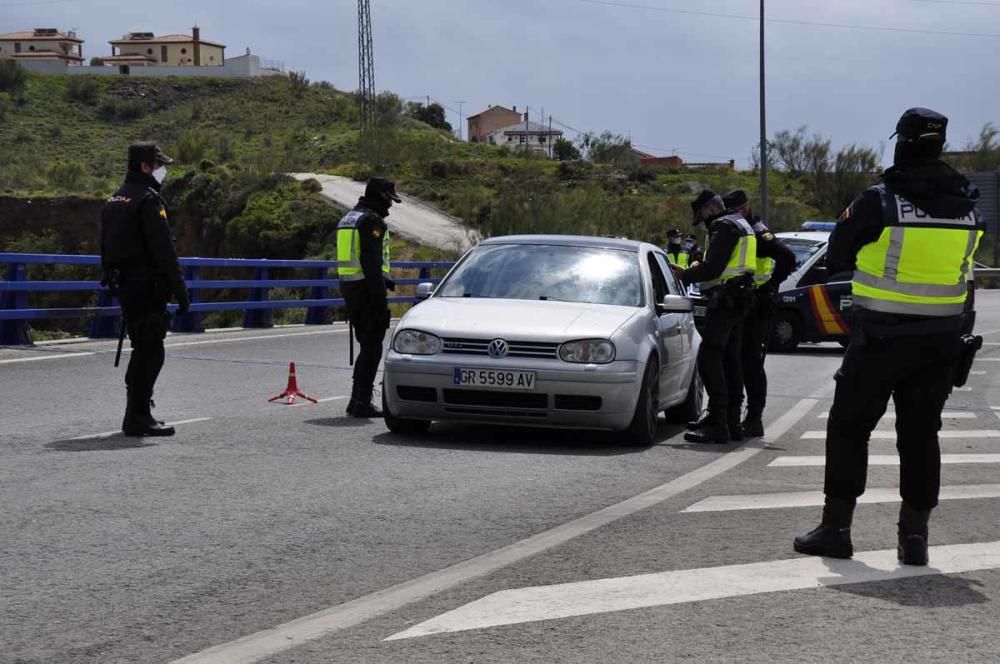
[177,290,191,316]
[384,276,396,292]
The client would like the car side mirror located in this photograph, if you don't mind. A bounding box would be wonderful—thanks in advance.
[658,294,693,314]
[415,282,435,301]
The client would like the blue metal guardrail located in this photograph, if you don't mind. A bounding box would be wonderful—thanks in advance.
[0,253,455,345]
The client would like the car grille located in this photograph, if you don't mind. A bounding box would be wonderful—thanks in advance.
[554,395,603,411]
[396,386,437,403]
[445,407,548,419]
[441,337,559,359]
[442,389,548,409]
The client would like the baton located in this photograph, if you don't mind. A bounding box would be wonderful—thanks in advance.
[349,321,355,366]
[114,312,126,368]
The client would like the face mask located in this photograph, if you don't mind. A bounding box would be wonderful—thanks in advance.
[669,237,681,245]
[683,240,694,250]
[152,165,167,184]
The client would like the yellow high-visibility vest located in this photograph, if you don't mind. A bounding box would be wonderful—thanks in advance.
[336,209,390,281]
[754,255,775,286]
[852,186,982,317]
[667,250,690,268]
[700,215,757,290]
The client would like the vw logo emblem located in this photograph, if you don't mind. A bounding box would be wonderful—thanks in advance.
[487,339,509,359]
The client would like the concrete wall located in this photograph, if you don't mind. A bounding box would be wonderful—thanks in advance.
[969,171,1000,234]
[18,53,284,78]
[113,42,225,67]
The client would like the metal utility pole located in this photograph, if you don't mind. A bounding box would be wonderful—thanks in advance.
[454,100,466,141]
[759,0,768,222]
[357,0,376,131]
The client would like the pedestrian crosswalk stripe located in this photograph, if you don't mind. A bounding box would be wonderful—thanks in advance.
[682,484,1000,513]
[769,454,1000,467]
[385,540,1000,640]
[817,411,975,419]
[801,430,999,440]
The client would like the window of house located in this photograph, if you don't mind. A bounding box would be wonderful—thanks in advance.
[14,42,21,53]
[519,136,525,143]
[147,48,153,55]
[181,47,187,54]
[161,45,168,62]
[209,55,215,62]
[29,45,36,51]
[539,137,546,144]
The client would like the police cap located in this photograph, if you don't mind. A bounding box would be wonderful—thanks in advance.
[890,108,948,142]
[366,177,402,203]
[723,188,749,209]
[690,189,720,223]
[667,228,682,239]
[128,142,173,167]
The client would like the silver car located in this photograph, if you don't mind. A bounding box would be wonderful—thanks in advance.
[382,235,703,445]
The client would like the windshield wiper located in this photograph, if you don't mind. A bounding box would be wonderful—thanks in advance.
[538,295,568,302]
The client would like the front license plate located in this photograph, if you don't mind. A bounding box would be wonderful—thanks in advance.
[693,305,707,317]
[453,368,536,391]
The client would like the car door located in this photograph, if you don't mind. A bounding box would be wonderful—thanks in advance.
[646,251,684,401]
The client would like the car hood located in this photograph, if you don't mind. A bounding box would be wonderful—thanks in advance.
[399,297,641,341]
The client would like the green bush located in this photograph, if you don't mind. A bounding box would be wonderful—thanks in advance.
[65,76,101,105]
[175,130,211,164]
[0,60,27,93]
[46,161,87,190]
[97,96,146,121]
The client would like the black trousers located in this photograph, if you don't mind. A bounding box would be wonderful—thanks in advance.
[119,283,169,406]
[698,303,745,418]
[825,326,961,510]
[342,283,389,403]
[742,291,775,414]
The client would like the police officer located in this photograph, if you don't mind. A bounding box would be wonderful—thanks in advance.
[338,177,401,418]
[665,229,691,268]
[722,189,795,438]
[101,142,189,436]
[794,108,985,566]
[684,233,704,265]
[672,190,756,444]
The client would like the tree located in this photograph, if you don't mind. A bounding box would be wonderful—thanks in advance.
[0,60,27,93]
[404,102,452,132]
[579,131,637,166]
[553,137,581,161]
[951,123,1000,172]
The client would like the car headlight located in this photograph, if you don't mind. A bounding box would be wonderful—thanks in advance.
[559,339,616,364]
[393,329,442,355]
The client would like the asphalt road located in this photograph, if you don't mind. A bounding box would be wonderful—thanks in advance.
[3,294,1000,663]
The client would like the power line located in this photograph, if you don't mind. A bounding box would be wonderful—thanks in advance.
[558,0,1000,38]
[0,0,81,5]
[913,0,1000,5]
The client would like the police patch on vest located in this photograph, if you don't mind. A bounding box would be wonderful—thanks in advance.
[762,232,774,241]
[373,229,382,238]
[159,207,167,220]
[896,196,976,225]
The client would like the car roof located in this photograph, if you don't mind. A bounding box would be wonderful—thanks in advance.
[776,231,830,243]
[478,234,645,251]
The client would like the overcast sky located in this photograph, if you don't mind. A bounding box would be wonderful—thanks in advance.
[5,0,998,166]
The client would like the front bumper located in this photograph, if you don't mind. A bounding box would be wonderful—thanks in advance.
[383,351,642,431]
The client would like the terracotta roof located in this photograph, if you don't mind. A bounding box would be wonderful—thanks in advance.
[0,30,84,43]
[100,54,158,63]
[109,33,226,48]
[467,105,519,120]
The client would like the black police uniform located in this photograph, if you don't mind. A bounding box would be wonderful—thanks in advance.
[100,145,188,436]
[339,182,399,418]
[794,108,986,565]
[679,213,754,443]
[740,218,795,436]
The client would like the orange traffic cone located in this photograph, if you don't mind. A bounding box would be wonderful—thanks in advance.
[268,362,318,405]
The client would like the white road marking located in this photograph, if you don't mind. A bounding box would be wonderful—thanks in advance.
[977,358,1000,361]
[971,371,987,375]
[385,540,1000,640]
[682,483,1000,513]
[801,429,999,440]
[955,386,974,391]
[287,395,348,407]
[168,397,822,664]
[65,417,212,441]
[818,411,975,419]
[163,328,349,349]
[769,454,1000,467]
[0,352,96,365]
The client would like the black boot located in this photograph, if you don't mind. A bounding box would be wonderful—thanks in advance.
[684,410,730,444]
[742,407,764,438]
[686,411,710,431]
[349,388,382,418]
[898,502,931,566]
[143,399,165,427]
[728,408,744,442]
[793,496,855,559]
[122,392,175,437]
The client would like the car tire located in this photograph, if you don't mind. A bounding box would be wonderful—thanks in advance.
[382,389,431,435]
[769,310,801,353]
[665,368,703,424]
[623,359,659,446]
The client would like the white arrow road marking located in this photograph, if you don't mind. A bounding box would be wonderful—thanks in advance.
[770,454,1000,467]
[66,418,212,441]
[801,430,999,440]
[385,540,1000,640]
[168,397,822,663]
[817,411,975,419]
[683,484,1000,513]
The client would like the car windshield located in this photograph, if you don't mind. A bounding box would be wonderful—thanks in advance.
[782,238,825,268]
[437,243,643,307]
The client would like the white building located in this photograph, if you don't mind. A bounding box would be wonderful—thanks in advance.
[486,116,564,158]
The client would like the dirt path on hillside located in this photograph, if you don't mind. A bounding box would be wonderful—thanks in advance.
[292,173,480,254]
